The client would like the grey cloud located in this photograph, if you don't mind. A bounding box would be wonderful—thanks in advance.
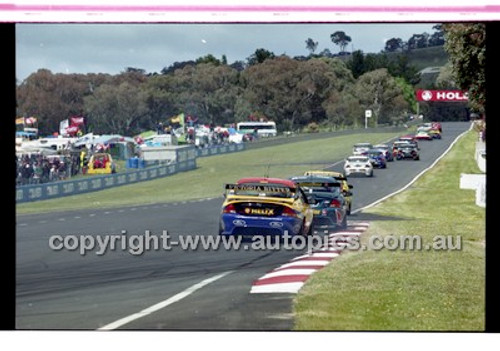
[16,23,438,81]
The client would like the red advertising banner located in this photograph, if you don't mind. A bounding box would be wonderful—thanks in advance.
[416,89,469,102]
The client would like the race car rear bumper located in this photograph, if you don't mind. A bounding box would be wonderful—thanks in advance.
[220,214,303,237]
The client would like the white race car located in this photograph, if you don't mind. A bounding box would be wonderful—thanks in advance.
[352,143,373,155]
[344,155,374,177]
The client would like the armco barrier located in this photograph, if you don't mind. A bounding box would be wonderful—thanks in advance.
[244,126,407,151]
[16,128,404,203]
[16,159,197,203]
[196,143,245,157]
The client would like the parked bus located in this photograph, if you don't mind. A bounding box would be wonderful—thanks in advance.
[236,121,277,137]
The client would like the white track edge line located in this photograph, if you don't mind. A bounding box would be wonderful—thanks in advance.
[97,271,232,330]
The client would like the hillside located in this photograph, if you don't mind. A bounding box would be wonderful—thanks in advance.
[392,45,449,71]
[336,45,448,71]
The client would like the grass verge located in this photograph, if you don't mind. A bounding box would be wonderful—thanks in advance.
[293,130,485,331]
[16,132,400,214]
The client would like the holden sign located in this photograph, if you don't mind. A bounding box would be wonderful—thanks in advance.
[416,89,469,102]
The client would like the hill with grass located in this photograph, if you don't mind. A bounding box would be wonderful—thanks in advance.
[393,45,449,71]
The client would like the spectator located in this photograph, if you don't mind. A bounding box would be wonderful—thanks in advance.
[42,160,50,183]
[33,162,42,184]
[22,162,33,185]
[157,122,164,134]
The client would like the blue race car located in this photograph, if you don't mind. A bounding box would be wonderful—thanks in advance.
[373,144,394,162]
[219,177,314,238]
[362,149,387,168]
[290,175,348,233]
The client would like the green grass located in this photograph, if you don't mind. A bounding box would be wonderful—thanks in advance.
[293,130,485,331]
[16,132,401,214]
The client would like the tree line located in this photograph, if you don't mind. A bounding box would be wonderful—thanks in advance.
[16,55,416,136]
[17,23,484,137]
[384,25,445,53]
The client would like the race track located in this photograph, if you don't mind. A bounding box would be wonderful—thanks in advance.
[16,122,470,330]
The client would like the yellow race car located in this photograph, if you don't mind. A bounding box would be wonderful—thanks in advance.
[304,170,353,214]
[87,153,116,174]
[219,177,314,237]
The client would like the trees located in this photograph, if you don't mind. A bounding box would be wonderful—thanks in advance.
[84,81,148,135]
[442,23,486,113]
[330,31,352,53]
[168,63,241,125]
[19,27,452,136]
[305,38,319,55]
[407,33,430,50]
[347,50,365,79]
[384,38,404,52]
[353,69,410,126]
[240,57,341,130]
[247,48,276,66]
[16,69,97,135]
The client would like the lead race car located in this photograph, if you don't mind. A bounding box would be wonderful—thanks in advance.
[290,175,348,233]
[219,177,314,238]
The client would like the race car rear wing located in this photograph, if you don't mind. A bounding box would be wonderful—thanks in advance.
[294,181,341,188]
[224,183,297,195]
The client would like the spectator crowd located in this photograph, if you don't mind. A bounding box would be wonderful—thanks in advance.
[16,153,81,186]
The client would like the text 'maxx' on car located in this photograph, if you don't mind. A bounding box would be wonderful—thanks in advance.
[344,155,374,177]
[219,177,314,239]
[290,175,348,233]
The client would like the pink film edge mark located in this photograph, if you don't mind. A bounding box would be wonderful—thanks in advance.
[1,4,500,13]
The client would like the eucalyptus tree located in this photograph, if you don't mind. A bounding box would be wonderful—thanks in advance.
[330,31,352,53]
[442,23,486,113]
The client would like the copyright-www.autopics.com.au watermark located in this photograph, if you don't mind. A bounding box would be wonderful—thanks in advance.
[340,233,463,252]
[47,230,463,256]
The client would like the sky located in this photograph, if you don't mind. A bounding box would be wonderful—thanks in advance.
[16,23,439,81]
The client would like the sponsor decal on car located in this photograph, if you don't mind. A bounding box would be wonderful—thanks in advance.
[244,208,275,216]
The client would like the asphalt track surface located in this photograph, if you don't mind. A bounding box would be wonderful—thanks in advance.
[16,122,470,330]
